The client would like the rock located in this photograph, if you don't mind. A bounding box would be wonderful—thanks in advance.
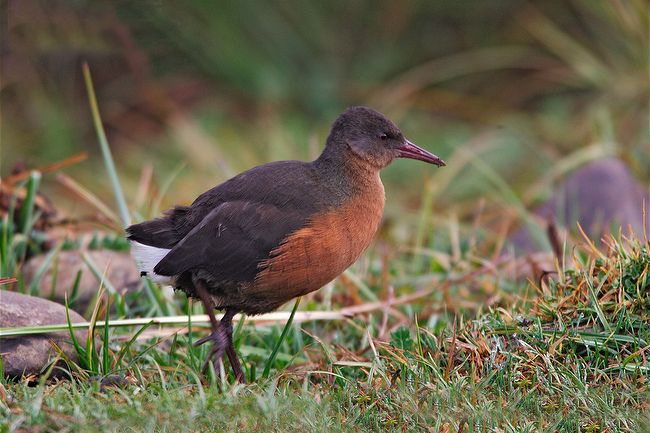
[511,158,650,253]
[22,249,140,314]
[0,290,87,379]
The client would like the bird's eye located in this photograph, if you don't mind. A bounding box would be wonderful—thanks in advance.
[379,133,388,140]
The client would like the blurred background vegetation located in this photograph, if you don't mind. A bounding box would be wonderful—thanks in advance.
[2,0,649,243]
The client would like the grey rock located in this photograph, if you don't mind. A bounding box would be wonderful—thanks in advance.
[0,290,87,379]
[512,158,650,253]
[22,249,140,314]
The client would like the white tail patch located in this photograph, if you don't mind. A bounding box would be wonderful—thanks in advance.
[129,240,173,285]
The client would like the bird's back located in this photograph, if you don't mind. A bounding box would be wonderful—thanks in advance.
[129,161,330,244]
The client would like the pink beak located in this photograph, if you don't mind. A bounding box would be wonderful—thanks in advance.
[397,140,446,166]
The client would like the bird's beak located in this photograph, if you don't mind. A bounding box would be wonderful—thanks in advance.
[397,140,446,167]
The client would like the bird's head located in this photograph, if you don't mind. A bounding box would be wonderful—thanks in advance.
[325,106,445,170]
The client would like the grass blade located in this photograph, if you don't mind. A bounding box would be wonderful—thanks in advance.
[102,296,111,375]
[144,278,171,317]
[65,294,86,364]
[18,171,41,235]
[150,162,186,218]
[1,215,11,277]
[342,270,378,301]
[81,252,118,295]
[584,268,613,333]
[114,321,154,370]
[28,243,62,297]
[263,297,301,378]
[68,270,82,306]
[233,312,245,348]
[56,173,121,227]
[86,266,108,373]
[48,253,60,300]
[82,62,131,228]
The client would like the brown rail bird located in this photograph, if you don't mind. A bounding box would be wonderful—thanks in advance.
[126,107,445,383]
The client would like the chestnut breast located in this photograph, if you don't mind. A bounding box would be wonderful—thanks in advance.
[251,174,385,303]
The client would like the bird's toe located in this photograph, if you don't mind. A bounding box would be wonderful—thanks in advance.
[196,327,230,374]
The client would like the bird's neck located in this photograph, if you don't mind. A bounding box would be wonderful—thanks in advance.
[313,145,382,189]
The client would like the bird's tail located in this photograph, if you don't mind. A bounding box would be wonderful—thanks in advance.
[126,206,192,285]
[128,240,172,284]
[126,217,180,285]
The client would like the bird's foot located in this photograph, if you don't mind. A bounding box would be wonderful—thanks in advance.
[194,326,229,375]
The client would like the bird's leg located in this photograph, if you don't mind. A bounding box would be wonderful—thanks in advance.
[220,308,247,383]
[193,281,228,376]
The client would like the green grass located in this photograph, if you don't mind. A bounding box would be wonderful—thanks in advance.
[2,366,646,432]
[1,228,648,431]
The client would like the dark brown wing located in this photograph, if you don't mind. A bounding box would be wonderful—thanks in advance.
[153,199,313,283]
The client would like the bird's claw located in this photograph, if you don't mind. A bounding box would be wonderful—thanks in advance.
[193,334,213,347]
[195,327,229,374]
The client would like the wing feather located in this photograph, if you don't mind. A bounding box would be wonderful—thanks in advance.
[153,200,312,284]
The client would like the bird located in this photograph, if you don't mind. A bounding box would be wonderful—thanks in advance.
[126,106,445,383]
